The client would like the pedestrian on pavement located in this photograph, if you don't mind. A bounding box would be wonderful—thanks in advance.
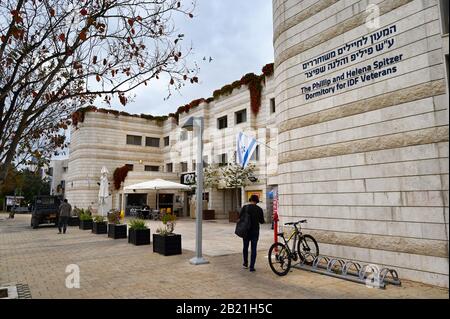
[58,199,72,234]
[240,194,265,272]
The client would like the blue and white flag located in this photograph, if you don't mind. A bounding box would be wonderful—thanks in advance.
[236,132,257,168]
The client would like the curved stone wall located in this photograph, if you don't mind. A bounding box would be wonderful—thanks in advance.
[273,0,449,287]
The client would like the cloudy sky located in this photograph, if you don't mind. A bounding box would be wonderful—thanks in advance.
[113,0,274,115]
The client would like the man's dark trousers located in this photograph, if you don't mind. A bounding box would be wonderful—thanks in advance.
[243,231,259,269]
[58,216,69,233]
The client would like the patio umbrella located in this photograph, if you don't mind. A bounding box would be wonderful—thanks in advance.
[124,179,191,210]
[98,166,109,216]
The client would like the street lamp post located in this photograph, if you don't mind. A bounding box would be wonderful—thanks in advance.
[182,116,209,265]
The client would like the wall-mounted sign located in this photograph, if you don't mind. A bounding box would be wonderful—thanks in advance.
[180,172,196,185]
[301,24,399,101]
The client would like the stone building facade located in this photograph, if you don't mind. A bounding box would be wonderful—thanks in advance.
[59,0,449,287]
[273,0,449,287]
[65,71,278,220]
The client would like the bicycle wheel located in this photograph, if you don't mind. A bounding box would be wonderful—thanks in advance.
[268,242,291,276]
[298,234,319,264]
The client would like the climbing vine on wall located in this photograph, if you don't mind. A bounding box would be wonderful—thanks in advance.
[113,165,132,190]
[71,62,275,126]
[71,106,170,128]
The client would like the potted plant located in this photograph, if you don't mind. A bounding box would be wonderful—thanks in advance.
[128,219,150,246]
[203,209,215,220]
[79,210,93,230]
[107,210,127,239]
[153,213,181,256]
[92,215,107,234]
[68,207,81,226]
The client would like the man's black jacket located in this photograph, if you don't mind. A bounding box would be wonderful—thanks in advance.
[239,204,265,234]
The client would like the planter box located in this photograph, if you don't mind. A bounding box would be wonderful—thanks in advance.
[203,210,215,220]
[128,228,151,246]
[92,222,107,234]
[153,234,182,256]
[108,224,127,239]
[79,220,93,230]
[68,216,80,226]
[228,211,239,223]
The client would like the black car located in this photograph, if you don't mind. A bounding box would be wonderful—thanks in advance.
[30,195,62,229]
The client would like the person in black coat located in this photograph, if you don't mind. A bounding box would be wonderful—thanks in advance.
[240,194,265,272]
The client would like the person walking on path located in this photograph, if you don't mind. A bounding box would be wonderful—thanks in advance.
[240,194,265,272]
[58,199,72,234]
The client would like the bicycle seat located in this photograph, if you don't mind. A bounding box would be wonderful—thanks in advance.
[299,219,307,223]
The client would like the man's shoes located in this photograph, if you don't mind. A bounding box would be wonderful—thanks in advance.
[243,264,248,269]
[249,268,256,272]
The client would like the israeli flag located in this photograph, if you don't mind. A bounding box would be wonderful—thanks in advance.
[236,132,257,168]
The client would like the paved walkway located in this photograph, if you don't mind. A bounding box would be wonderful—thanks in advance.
[0,214,448,299]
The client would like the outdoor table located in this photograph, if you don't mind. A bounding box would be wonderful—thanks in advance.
[140,210,150,219]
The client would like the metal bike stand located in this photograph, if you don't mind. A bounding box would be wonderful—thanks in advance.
[292,253,402,289]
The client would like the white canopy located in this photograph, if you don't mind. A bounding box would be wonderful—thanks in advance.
[124,179,191,192]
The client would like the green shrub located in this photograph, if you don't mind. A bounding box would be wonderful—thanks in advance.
[93,215,106,223]
[79,211,93,221]
[156,213,176,235]
[128,219,148,230]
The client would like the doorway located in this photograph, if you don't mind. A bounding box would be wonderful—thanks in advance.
[158,193,174,213]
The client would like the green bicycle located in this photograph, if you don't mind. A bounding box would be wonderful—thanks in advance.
[268,220,319,276]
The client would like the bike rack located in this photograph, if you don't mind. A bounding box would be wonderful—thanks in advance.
[293,253,402,289]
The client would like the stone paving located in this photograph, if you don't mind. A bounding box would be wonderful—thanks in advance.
[0,214,448,299]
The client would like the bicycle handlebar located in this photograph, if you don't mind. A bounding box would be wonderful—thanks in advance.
[284,220,307,226]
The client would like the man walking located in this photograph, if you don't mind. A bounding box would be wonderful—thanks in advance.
[58,199,72,234]
[240,194,265,272]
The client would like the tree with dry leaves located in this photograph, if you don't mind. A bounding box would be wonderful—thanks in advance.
[0,0,198,184]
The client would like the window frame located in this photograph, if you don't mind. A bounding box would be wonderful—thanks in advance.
[439,0,449,34]
[126,135,142,146]
[217,115,228,129]
[235,109,247,125]
[145,137,160,148]
[164,136,170,147]
[270,98,276,114]
[144,165,160,172]
[180,162,188,173]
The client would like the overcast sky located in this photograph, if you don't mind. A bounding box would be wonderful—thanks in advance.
[112,0,274,115]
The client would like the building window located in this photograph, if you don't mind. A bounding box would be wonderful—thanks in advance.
[270,98,276,114]
[180,162,188,172]
[145,137,160,147]
[63,167,68,173]
[446,55,449,87]
[166,163,173,173]
[235,109,247,124]
[126,135,142,146]
[218,153,228,166]
[164,136,170,147]
[203,155,209,168]
[217,116,228,129]
[441,0,449,34]
[192,160,196,172]
[145,165,159,172]
[180,131,188,141]
[126,164,134,171]
[250,145,260,161]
